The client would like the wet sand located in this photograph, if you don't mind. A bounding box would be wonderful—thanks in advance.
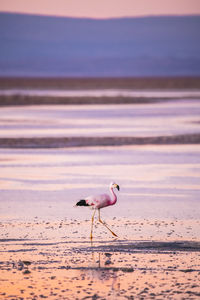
[0,220,200,299]
[0,202,200,300]
[1,235,200,299]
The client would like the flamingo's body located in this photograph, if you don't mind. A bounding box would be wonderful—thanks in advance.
[75,182,120,239]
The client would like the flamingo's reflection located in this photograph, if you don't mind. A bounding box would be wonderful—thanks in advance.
[87,244,120,293]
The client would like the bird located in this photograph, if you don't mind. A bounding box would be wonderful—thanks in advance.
[75,182,120,239]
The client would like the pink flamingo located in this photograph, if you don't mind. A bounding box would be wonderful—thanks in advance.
[75,182,120,239]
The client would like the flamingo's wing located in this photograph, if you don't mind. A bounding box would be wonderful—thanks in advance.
[85,193,111,209]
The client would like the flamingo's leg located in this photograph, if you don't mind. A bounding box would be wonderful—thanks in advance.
[98,209,118,237]
[90,209,96,240]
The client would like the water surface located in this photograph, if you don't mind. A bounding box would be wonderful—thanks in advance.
[0,100,200,138]
[0,94,200,299]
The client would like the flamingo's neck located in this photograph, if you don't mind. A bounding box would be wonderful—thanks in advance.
[109,187,117,205]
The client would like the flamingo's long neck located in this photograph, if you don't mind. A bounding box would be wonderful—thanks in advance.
[109,187,117,206]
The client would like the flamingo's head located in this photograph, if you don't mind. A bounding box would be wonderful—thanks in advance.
[110,182,120,191]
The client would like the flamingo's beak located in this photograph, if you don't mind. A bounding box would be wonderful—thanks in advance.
[116,184,120,191]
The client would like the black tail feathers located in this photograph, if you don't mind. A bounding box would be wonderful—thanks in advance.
[76,199,89,206]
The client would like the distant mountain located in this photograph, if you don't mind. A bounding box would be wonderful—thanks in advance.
[0,13,200,77]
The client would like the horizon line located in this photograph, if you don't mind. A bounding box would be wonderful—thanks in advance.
[1,11,200,20]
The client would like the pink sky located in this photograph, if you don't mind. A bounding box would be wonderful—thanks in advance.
[0,0,200,18]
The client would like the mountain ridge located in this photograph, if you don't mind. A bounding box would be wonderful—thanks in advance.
[0,13,200,77]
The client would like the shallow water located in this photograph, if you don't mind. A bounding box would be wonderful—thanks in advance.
[0,100,200,138]
[0,145,200,236]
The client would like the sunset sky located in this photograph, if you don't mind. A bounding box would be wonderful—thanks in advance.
[0,0,200,18]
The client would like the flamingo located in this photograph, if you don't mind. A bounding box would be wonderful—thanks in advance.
[75,182,120,239]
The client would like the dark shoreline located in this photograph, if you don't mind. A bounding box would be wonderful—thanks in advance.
[0,77,200,90]
[1,77,200,106]
[1,134,200,149]
[0,96,180,107]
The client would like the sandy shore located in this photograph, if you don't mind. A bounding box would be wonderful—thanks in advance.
[0,219,200,299]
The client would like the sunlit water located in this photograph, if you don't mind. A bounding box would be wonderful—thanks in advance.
[0,145,200,225]
[0,100,200,138]
[0,98,200,225]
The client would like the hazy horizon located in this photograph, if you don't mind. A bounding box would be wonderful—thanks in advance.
[1,10,200,20]
[0,0,200,19]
